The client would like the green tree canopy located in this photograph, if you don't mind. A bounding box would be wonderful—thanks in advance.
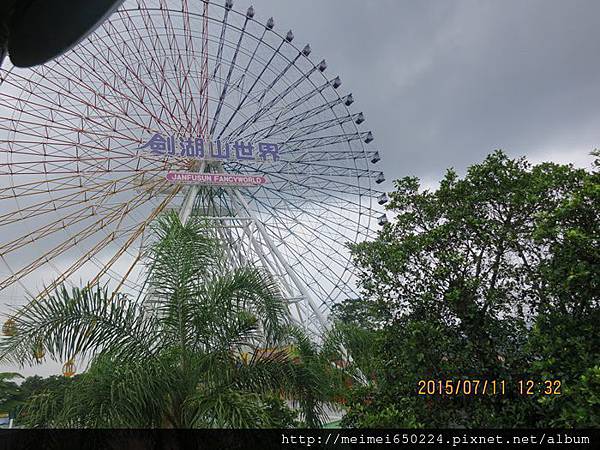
[339,150,599,427]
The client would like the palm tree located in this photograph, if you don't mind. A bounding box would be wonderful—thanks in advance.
[0,212,335,428]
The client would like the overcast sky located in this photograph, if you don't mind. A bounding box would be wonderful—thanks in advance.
[3,0,600,377]
[256,0,600,189]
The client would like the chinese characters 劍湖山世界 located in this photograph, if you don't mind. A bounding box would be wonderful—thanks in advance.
[139,134,280,162]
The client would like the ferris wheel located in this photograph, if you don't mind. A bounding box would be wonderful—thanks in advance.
[0,0,387,331]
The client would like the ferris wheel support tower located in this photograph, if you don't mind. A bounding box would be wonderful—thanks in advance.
[0,0,388,334]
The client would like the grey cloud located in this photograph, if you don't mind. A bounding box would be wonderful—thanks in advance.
[254,0,600,186]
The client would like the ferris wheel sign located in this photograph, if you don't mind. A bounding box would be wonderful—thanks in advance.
[166,172,268,187]
[139,133,281,162]
[0,0,386,339]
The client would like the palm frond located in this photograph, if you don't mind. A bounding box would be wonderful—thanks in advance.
[0,284,157,366]
[190,267,290,347]
[7,211,338,429]
[145,211,223,300]
[184,388,269,428]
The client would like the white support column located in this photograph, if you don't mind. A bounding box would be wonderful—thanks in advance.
[175,160,326,328]
[228,192,300,304]
[178,161,206,224]
[230,189,328,329]
[240,219,305,323]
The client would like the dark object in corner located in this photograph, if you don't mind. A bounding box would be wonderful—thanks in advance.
[0,0,123,68]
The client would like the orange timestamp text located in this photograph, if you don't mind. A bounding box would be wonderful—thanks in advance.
[417,379,562,396]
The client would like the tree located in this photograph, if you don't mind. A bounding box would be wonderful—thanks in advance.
[341,150,599,427]
[0,372,24,418]
[1,212,335,428]
[0,373,76,421]
[524,149,600,426]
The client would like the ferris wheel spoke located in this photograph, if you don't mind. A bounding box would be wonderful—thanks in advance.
[233,159,378,204]
[126,5,196,105]
[224,66,324,140]
[0,115,142,150]
[265,218,358,284]
[64,39,186,136]
[261,216,355,305]
[275,173,373,197]
[38,65,159,139]
[0,173,159,227]
[163,5,196,94]
[109,249,143,300]
[224,46,307,139]
[246,184,371,227]
[0,0,385,332]
[0,189,151,293]
[67,33,260,140]
[239,188,362,256]
[244,190,366,257]
[230,77,333,141]
[51,27,191,137]
[2,140,137,167]
[0,152,173,175]
[0,74,142,144]
[224,19,268,117]
[32,231,127,304]
[281,131,373,153]
[209,10,250,136]
[114,7,199,132]
[285,149,378,164]
[240,95,354,142]
[96,34,192,134]
[31,191,161,303]
[284,113,363,141]
[0,207,99,256]
[211,0,232,83]
[215,36,286,140]
[199,1,210,134]
[0,175,85,200]
[248,188,372,238]
[241,103,364,142]
[181,2,196,94]
[1,166,169,176]
[87,187,180,287]
[156,8,201,129]
[111,238,150,301]
[0,176,168,251]
[206,195,250,271]
[254,161,374,179]
[2,86,134,149]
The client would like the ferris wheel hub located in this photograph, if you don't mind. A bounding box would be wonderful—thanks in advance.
[0,0,386,332]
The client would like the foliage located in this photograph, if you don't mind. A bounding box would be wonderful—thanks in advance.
[0,372,24,418]
[339,150,599,427]
[0,373,75,420]
[1,212,337,428]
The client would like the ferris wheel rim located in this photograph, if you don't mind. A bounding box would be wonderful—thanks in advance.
[0,0,385,326]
